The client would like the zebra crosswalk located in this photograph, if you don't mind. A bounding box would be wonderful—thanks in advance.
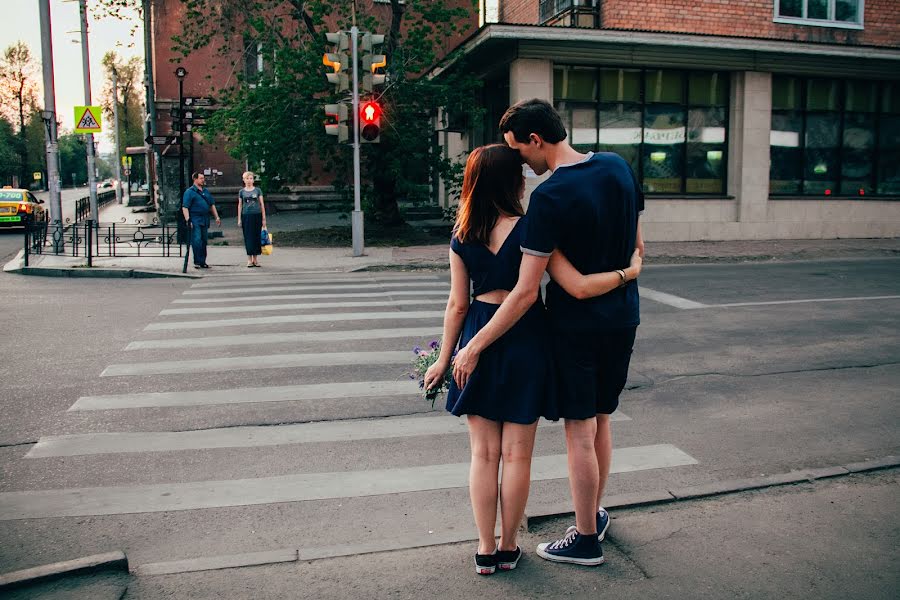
[3,271,699,564]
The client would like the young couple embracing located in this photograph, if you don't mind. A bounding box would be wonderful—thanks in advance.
[424,99,644,575]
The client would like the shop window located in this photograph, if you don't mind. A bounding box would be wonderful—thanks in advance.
[770,75,897,197]
[555,67,729,196]
[878,82,900,195]
[774,0,864,28]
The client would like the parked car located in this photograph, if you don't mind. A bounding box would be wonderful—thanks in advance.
[0,187,47,228]
[97,180,114,190]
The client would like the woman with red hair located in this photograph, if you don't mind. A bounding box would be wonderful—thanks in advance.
[424,144,641,575]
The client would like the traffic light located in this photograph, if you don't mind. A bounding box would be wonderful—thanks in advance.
[323,32,350,92]
[360,33,386,92]
[324,103,349,143]
[360,100,382,144]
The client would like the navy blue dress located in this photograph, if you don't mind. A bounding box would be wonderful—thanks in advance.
[446,218,558,424]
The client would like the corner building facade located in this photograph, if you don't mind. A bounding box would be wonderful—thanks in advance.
[440,1,900,240]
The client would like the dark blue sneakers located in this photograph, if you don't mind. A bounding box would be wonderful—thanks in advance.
[536,529,604,566]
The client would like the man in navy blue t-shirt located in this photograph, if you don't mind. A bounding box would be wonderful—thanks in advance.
[451,99,644,566]
[181,172,221,269]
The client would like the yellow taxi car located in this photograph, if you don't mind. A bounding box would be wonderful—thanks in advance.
[0,187,47,228]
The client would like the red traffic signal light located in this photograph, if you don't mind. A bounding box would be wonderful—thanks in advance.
[360,101,382,143]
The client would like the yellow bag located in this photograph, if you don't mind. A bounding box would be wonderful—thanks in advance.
[261,232,273,255]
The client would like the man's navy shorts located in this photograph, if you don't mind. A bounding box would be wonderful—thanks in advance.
[552,327,637,419]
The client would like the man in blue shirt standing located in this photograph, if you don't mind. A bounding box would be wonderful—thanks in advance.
[452,99,644,567]
[181,172,221,269]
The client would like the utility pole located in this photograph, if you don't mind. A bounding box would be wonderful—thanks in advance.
[78,0,99,221]
[111,66,123,205]
[38,0,63,252]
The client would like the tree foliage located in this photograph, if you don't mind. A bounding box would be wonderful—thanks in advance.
[101,52,146,160]
[0,42,41,187]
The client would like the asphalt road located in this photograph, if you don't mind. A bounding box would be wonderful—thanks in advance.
[0,259,897,596]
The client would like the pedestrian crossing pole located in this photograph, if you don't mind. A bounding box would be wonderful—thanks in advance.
[78,0,99,222]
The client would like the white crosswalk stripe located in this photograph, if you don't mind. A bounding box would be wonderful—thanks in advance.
[0,445,695,520]
[126,327,442,351]
[144,310,445,330]
[70,380,422,410]
[159,298,445,316]
[101,351,414,377]
[182,282,449,296]
[190,275,441,288]
[27,413,631,458]
[172,290,450,304]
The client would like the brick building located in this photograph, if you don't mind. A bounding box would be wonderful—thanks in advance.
[435,0,900,240]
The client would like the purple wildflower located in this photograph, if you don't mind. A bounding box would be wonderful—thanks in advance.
[429,340,439,350]
[413,345,422,355]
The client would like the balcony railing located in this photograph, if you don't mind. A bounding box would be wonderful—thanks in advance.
[539,0,600,28]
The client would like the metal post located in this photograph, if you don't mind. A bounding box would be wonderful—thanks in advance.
[350,26,364,257]
[175,68,187,245]
[112,66,123,204]
[142,0,155,207]
[38,0,63,252]
[78,0,99,221]
[86,219,93,267]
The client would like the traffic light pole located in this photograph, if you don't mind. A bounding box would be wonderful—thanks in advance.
[350,26,364,257]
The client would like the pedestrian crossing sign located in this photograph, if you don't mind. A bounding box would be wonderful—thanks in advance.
[74,106,102,133]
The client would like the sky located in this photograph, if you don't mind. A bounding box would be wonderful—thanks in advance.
[2,0,145,155]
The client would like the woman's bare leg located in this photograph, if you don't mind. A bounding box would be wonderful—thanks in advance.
[467,415,502,555]
[498,420,539,551]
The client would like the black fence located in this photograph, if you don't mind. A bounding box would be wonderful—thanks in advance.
[74,190,117,223]
[24,218,183,266]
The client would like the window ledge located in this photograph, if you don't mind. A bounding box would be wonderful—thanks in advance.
[645,195,735,200]
[773,17,864,31]
[769,195,900,201]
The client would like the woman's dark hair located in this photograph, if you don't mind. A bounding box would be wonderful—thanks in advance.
[454,144,524,245]
[499,99,568,144]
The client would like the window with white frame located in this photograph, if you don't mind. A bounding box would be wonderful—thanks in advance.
[775,0,864,29]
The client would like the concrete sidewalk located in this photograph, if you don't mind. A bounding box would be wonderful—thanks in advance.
[108,468,897,599]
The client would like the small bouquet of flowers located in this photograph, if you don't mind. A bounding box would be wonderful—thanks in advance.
[410,339,453,408]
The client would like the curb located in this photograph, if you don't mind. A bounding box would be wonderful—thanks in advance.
[0,551,128,590]
[16,267,199,279]
[127,457,898,577]
[524,455,899,527]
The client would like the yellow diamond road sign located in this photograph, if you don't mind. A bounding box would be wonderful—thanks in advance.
[74,106,102,134]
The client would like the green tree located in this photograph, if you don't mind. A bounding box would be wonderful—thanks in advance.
[0,116,21,185]
[101,52,146,162]
[23,110,46,188]
[0,42,40,187]
[98,0,482,225]
[58,133,88,188]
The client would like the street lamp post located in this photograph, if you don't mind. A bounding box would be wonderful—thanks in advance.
[175,67,187,245]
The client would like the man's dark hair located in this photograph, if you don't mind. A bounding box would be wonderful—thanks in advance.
[499,99,567,144]
[192,172,202,181]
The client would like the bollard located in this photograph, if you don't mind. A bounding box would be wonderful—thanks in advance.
[23,226,29,267]
[86,219,93,268]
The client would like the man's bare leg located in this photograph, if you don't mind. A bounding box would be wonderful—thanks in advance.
[595,414,613,505]
[564,417,599,535]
